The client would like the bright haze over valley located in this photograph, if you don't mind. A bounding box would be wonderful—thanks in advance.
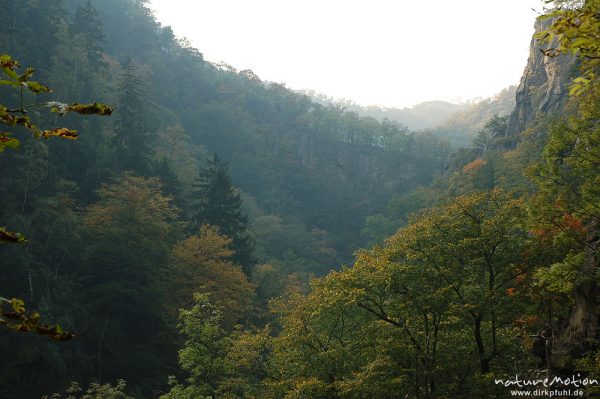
[150,0,544,109]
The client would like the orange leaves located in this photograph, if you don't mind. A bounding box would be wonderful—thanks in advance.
[462,158,486,173]
[529,212,586,238]
[562,212,586,233]
[530,228,549,237]
[169,226,255,328]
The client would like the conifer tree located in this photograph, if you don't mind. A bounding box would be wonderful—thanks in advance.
[192,154,255,274]
[113,59,151,174]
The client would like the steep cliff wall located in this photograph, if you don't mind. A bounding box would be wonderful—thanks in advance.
[506,18,576,136]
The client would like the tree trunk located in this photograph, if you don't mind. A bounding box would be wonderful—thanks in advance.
[474,314,490,374]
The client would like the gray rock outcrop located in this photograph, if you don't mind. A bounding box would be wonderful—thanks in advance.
[505,18,576,136]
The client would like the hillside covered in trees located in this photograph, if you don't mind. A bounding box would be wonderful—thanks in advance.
[1,0,600,398]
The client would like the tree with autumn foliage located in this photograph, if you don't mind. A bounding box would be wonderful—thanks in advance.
[167,225,255,329]
[232,190,535,399]
[80,172,182,387]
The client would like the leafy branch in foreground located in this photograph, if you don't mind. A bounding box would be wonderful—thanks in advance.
[0,54,113,152]
[0,53,112,243]
[0,297,73,340]
[0,226,26,243]
[1,54,110,340]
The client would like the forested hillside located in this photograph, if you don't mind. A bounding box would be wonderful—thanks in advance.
[0,0,450,396]
[431,85,517,147]
[299,91,468,131]
[1,0,600,398]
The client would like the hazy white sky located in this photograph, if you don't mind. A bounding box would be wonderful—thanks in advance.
[149,0,544,108]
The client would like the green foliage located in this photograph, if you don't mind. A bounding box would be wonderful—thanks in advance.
[534,253,581,295]
[473,114,509,155]
[112,59,152,174]
[431,86,516,147]
[361,185,437,245]
[6,0,592,396]
[528,83,600,222]
[538,0,600,96]
[258,190,534,398]
[0,51,111,351]
[252,214,338,277]
[70,0,106,67]
[161,293,229,399]
[0,52,111,245]
[525,80,600,356]
[42,380,133,399]
[518,0,600,370]
[81,172,183,388]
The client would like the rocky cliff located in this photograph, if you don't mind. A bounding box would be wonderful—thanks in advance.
[506,18,576,136]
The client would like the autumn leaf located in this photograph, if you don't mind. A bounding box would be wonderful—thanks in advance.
[0,55,20,80]
[41,128,79,140]
[18,67,34,82]
[0,54,20,69]
[68,102,113,116]
[0,133,20,152]
[0,227,26,243]
[10,298,25,314]
[0,297,73,340]
[25,81,52,93]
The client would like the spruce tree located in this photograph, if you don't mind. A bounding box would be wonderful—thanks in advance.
[192,154,255,274]
[113,59,151,174]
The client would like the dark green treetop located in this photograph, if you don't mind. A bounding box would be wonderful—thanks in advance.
[192,154,256,274]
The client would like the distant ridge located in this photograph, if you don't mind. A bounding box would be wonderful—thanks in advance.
[298,90,468,130]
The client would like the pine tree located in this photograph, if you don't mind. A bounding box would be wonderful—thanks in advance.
[192,154,255,274]
[113,59,151,174]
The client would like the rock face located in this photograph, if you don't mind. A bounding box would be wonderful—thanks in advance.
[506,18,576,136]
